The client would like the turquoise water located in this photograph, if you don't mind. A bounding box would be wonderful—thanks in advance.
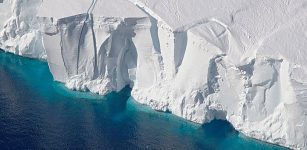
[0,50,288,150]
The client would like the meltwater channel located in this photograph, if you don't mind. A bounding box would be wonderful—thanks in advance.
[0,50,288,149]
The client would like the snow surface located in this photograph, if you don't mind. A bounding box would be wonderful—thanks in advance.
[1,0,307,149]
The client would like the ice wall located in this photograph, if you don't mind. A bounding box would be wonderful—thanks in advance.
[1,0,307,149]
[38,0,150,95]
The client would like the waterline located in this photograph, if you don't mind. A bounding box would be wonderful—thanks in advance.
[0,50,288,149]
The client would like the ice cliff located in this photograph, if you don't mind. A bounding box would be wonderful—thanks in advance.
[1,0,307,149]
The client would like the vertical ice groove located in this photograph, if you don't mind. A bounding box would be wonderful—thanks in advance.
[89,1,98,79]
[90,14,98,79]
[59,22,68,76]
[76,0,97,74]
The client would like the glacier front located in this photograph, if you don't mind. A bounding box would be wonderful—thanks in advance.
[1,0,307,149]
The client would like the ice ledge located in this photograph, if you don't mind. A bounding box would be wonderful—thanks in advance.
[1,0,307,149]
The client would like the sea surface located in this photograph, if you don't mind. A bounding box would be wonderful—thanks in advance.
[0,50,288,150]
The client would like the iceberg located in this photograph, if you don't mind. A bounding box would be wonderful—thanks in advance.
[1,0,307,149]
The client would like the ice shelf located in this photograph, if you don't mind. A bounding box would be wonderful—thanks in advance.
[0,0,307,149]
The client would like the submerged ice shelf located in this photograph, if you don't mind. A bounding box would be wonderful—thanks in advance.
[0,0,307,149]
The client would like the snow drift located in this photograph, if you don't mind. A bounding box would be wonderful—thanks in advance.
[1,0,307,149]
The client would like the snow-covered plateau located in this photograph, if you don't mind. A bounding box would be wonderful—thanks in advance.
[1,0,307,149]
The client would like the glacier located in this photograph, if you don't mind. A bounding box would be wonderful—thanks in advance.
[1,0,307,149]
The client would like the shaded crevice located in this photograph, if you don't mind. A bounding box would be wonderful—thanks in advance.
[238,58,255,78]
[174,31,187,71]
[133,4,161,54]
[123,39,138,86]
[96,37,109,78]
[207,56,221,95]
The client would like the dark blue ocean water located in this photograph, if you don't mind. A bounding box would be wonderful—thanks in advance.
[0,50,288,150]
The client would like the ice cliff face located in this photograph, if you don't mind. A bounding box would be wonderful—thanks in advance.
[0,0,46,58]
[1,0,307,149]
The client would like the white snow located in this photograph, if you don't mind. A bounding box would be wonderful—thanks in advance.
[1,0,307,149]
